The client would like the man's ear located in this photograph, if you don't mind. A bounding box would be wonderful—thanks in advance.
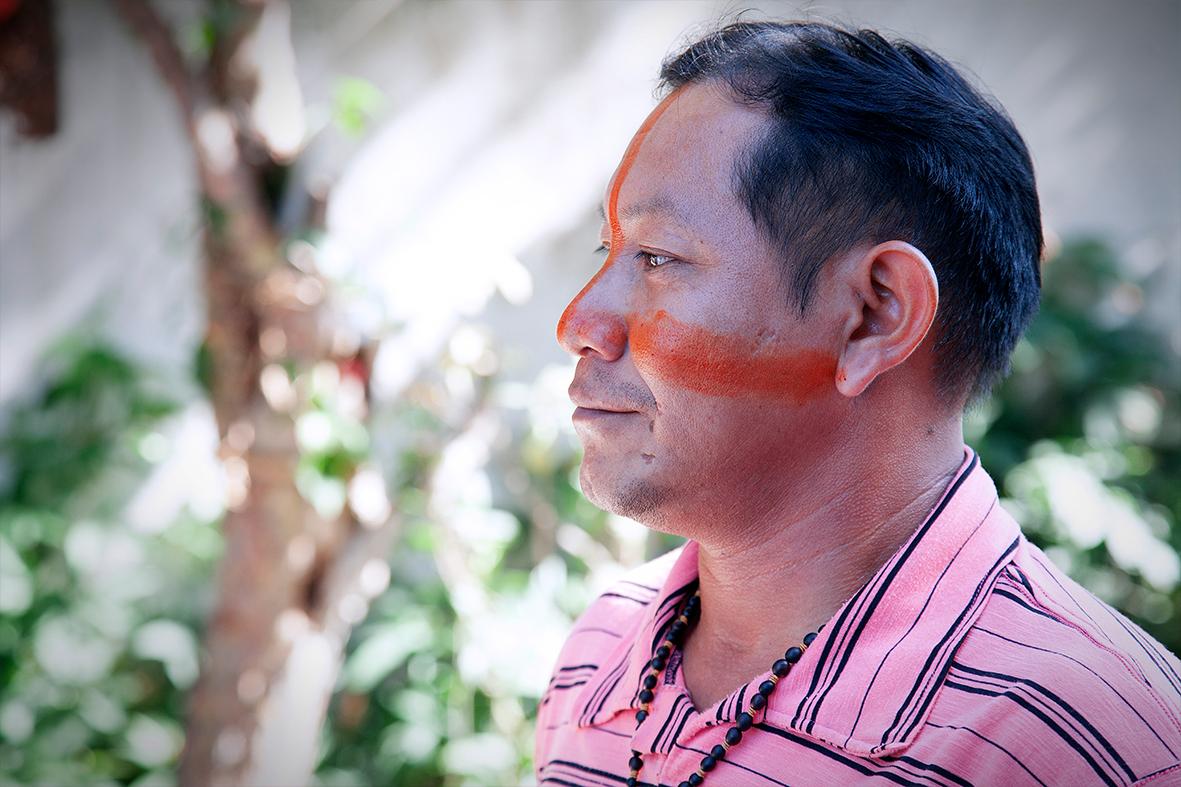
[835,241,938,397]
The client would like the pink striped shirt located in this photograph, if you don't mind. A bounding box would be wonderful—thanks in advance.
[535,452,1181,786]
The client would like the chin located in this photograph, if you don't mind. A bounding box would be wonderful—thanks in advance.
[610,479,668,522]
[579,464,659,517]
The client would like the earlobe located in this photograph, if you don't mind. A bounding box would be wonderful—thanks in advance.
[835,242,938,397]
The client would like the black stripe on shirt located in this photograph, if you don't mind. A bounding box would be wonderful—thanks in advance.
[886,533,1018,747]
[540,758,645,786]
[1028,552,1181,697]
[944,674,1123,787]
[797,454,979,733]
[652,694,693,754]
[952,663,1136,782]
[844,508,1005,749]
[580,644,633,726]
[923,721,1049,786]
[975,612,1179,759]
[752,723,966,787]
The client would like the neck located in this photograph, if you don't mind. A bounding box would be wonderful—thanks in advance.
[681,410,965,710]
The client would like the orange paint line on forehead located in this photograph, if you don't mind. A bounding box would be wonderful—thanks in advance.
[630,310,836,403]
[607,87,684,243]
[557,88,685,347]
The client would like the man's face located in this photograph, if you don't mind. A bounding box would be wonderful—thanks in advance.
[558,83,844,533]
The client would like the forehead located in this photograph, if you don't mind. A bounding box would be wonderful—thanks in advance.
[604,83,767,231]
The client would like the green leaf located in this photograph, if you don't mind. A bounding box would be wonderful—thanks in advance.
[342,615,433,693]
[332,77,388,139]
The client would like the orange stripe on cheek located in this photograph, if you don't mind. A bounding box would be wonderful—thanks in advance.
[629,311,837,403]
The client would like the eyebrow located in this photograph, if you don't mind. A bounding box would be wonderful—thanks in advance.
[596,195,690,224]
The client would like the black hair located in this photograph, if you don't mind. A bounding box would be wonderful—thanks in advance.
[660,21,1042,404]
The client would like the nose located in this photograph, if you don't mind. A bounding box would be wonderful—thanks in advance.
[556,262,628,361]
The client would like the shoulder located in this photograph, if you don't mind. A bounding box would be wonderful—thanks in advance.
[551,545,684,673]
[574,546,683,629]
[535,547,686,767]
[538,545,685,696]
[921,536,1181,786]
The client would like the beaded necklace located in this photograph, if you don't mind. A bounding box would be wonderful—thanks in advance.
[626,589,819,787]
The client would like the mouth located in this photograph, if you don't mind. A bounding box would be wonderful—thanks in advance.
[572,405,638,421]
[568,360,657,419]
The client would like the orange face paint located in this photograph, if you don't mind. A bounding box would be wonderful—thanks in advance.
[556,88,686,344]
[630,310,836,404]
[606,87,684,244]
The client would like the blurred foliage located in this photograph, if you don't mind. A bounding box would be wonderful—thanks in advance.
[970,238,1180,653]
[0,346,221,786]
[331,77,389,140]
[310,345,646,786]
[0,236,1175,787]
[3,347,174,508]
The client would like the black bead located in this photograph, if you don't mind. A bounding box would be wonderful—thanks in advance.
[670,620,687,637]
[750,693,766,711]
[643,674,658,690]
[678,782,691,787]
[711,744,727,760]
[759,680,776,697]
[638,689,654,704]
[725,727,743,746]
[651,657,666,671]
[689,774,704,787]
[627,779,637,787]
[701,755,717,772]
[736,712,753,731]
[772,659,790,677]
[629,755,643,771]
[803,632,817,646]
[656,645,671,659]
[636,709,648,722]
[785,646,803,663]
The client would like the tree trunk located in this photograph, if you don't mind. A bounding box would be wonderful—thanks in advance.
[108,2,394,784]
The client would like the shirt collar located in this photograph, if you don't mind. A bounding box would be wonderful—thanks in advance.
[575,542,700,730]
[575,451,1021,757]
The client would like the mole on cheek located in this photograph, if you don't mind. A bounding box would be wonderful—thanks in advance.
[630,311,836,403]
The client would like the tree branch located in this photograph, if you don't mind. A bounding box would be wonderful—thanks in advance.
[107,0,197,129]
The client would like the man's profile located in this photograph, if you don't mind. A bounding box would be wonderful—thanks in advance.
[534,20,1181,787]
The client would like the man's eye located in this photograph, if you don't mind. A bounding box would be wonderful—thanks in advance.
[640,252,674,268]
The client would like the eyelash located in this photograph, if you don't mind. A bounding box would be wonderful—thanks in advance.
[594,245,675,268]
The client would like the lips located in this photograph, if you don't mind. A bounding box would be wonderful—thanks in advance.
[568,380,646,417]
[569,394,636,414]
[569,391,640,426]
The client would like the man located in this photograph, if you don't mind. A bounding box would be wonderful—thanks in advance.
[534,20,1181,787]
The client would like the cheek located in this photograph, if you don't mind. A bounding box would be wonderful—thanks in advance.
[630,310,835,403]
